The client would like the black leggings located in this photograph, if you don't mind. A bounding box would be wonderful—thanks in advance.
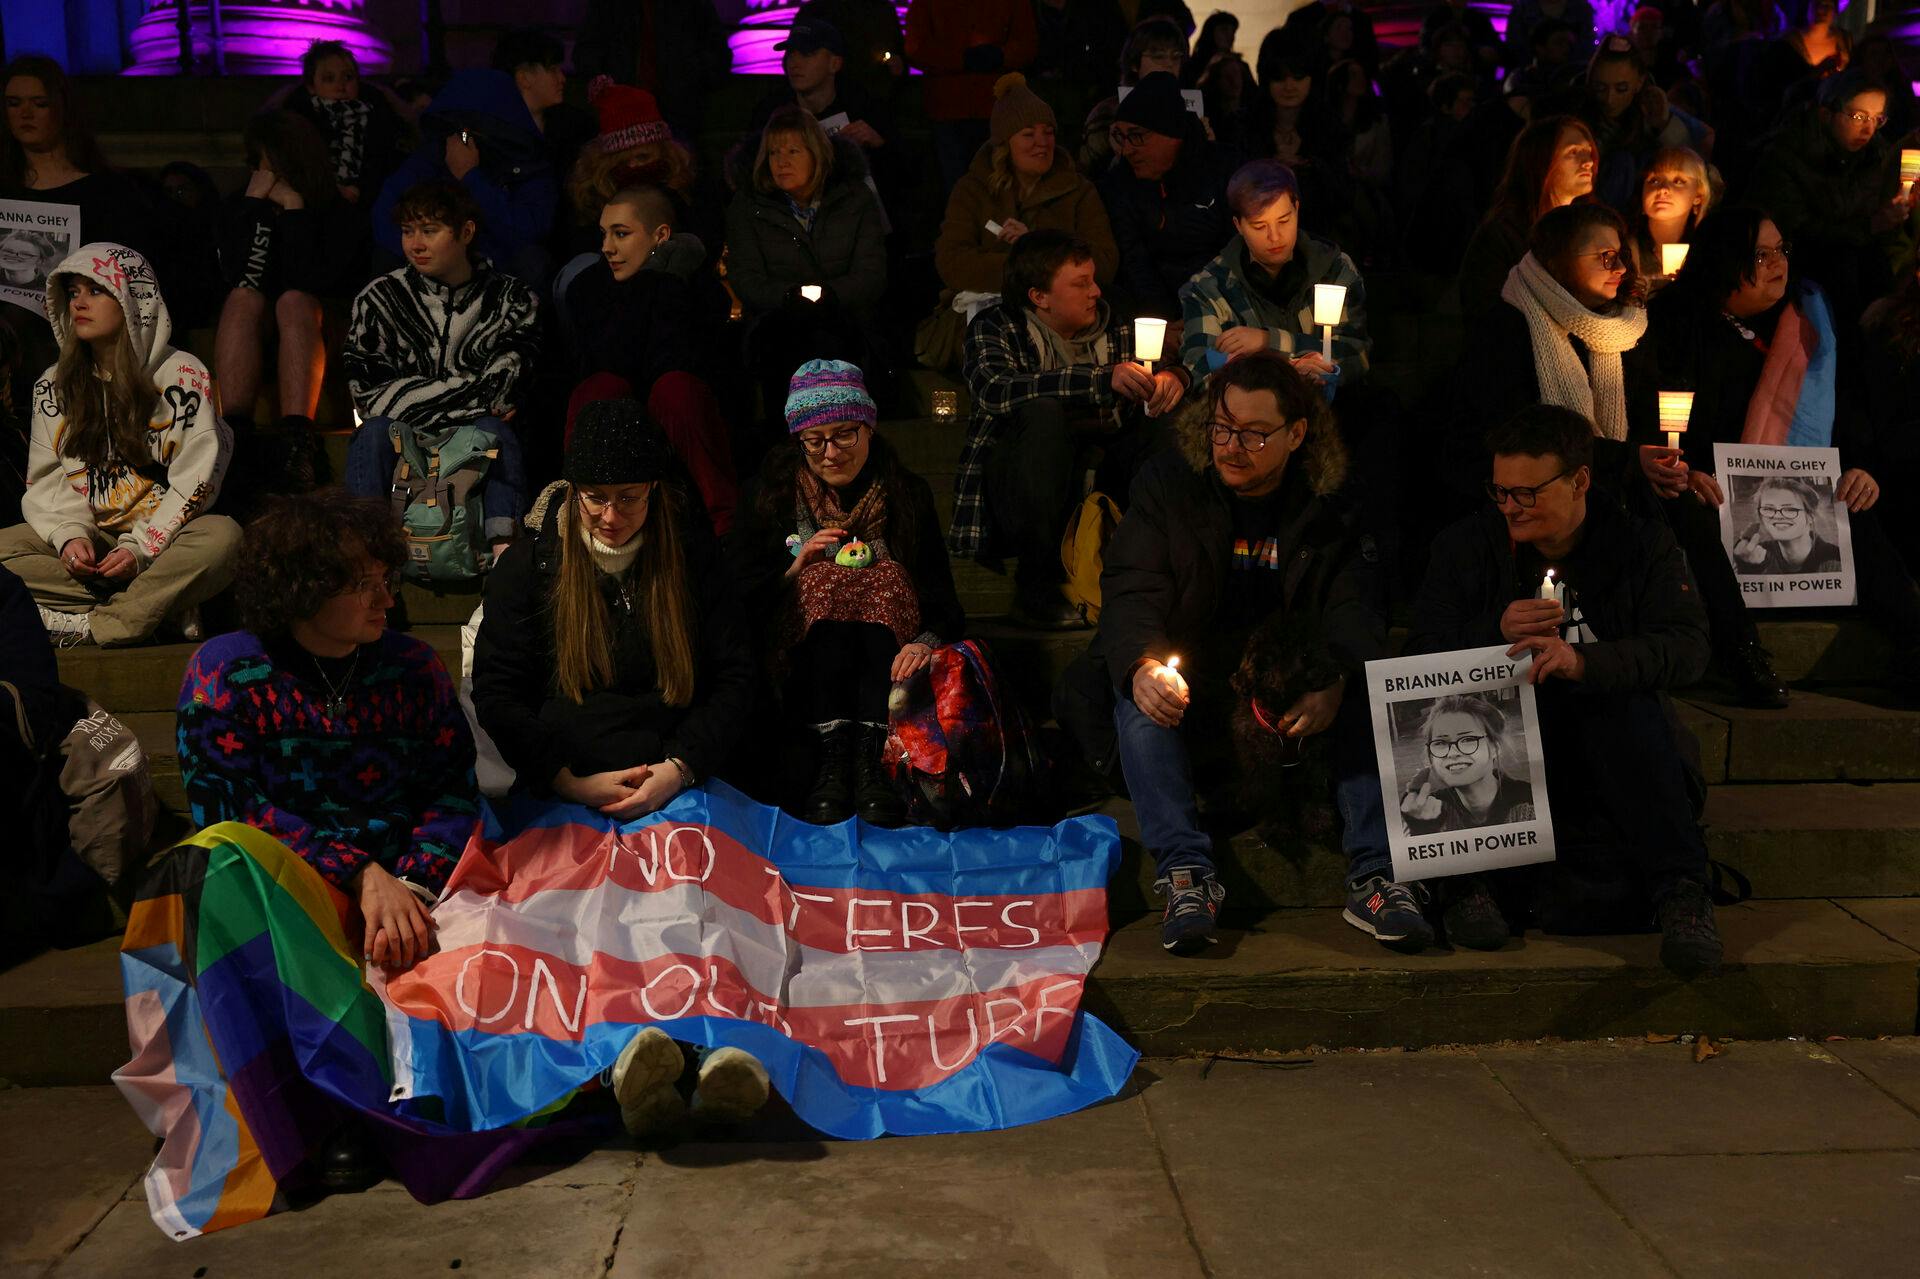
[784,620,899,727]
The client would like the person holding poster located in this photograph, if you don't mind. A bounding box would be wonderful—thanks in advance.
[1057,351,1407,957]
[1407,405,1724,976]
[1652,207,1920,690]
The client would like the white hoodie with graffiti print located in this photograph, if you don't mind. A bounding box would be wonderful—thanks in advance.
[22,242,231,568]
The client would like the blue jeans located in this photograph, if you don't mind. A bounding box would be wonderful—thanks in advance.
[346,416,525,541]
[1113,689,1392,883]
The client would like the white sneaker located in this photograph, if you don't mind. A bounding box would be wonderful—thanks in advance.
[691,1047,771,1124]
[37,606,93,647]
[610,1027,686,1139]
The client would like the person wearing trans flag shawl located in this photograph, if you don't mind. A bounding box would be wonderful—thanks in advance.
[118,427,1136,1243]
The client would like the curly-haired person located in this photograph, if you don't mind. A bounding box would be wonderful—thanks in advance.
[175,488,481,971]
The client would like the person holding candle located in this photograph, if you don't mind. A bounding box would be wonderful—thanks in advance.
[1053,352,1403,956]
[1629,147,1714,279]
[949,229,1185,630]
[1651,206,1920,695]
[1176,159,1370,395]
[1406,405,1723,975]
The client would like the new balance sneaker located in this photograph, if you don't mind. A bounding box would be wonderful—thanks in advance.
[1155,867,1225,955]
[691,1046,772,1124]
[610,1026,687,1139]
[1655,880,1723,978]
[1441,877,1510,951]
[1343,875,1435,954]
[36,606,93,648]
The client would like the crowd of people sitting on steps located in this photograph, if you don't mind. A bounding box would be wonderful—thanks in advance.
[5,4,1920,1026]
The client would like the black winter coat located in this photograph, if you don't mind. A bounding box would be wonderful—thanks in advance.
[724,136,888,322]
[1405,498,1710,694]
[1098,139,1240,320]
[472,489,754,790]
[565,258,696,391]
[1091,448,1387,694]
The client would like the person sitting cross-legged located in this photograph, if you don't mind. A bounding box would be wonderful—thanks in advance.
[1055,351,1415,956]
[1404,404,1723,976]
[950,228,1185,630]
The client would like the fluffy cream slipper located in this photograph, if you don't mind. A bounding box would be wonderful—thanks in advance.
[691,1047,771,1124]
[610,1027,686,1138]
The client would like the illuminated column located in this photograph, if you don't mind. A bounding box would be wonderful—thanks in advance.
[124,0,395,76]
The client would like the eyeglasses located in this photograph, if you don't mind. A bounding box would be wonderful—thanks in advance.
[1753,241,1792,268]
[1428,734,1487,758]
[1109,126,1151,150]
[1758,504,1806,520]
[797,424,866,456]
[577,487,652,514]
[1840,110,1889,129]
[1209,422,1290,452]
[1485,470,1569,508]
[1580,249,1627,271]
[344,569,402,599]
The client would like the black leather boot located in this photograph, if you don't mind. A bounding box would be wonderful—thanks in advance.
[803,724,855,825]
[854,724,906,827]
[1724,642,1789,709]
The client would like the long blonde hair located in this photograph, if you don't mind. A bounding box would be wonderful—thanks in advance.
[51,301,158,471]
[550,482,698,706]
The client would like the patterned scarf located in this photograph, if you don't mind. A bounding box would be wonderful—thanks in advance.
[776,465,921,663]
[312,95,372,185]
[1500,253,1648,442]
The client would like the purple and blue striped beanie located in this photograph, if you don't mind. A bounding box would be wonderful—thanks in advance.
[784,359,877,434]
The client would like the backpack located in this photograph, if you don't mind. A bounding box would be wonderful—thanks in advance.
[388,420,499,582]
[882,640,1049,830]
[1060,490,1121,625]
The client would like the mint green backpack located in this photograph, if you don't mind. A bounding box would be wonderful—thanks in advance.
[386,421,499,582]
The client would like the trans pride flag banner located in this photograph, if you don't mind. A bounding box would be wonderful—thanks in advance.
[115,782,1136,1238]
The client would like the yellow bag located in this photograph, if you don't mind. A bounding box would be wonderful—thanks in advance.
[1060,490,1122,624]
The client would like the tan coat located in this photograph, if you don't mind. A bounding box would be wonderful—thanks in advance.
[933,142,1119,297]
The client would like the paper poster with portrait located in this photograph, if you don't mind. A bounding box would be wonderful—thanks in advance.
[0,199,80,313]
[1713,443,1856,608]
[1366,645,1555,884]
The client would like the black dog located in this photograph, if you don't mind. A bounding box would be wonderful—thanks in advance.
[1229,611,1348,839]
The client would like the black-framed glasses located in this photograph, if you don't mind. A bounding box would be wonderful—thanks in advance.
[1580,248,1627,271]
[798,424,866,456]
[1209,422,1289,452]
[1758,504,1806,520]
[1428,734,1486,758]
[1753,241,1792,268]
[1485,470,1569,508]
[1109,126,1150,149]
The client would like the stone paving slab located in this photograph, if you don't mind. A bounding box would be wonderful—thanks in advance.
[1585,1151,1920,1277]
[0,1087,149,1275]
[1685,688,1920,782]
[1477,1039,1920,1157]
[1838,897,1920,954]
[610,1093,1199,1278]
[1827,1039,1920,1117]
[1141,1055,1666,1277]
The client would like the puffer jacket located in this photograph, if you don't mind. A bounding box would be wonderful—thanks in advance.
[933,142,1118,295]
[724,134,888,320]
[23,243,230,567]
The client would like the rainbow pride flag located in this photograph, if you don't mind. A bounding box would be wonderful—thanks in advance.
[114,784,1135,1239]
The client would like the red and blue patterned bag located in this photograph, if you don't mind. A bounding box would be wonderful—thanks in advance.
[882,640,1049,830]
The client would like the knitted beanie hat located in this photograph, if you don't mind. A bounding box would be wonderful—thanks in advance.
[1116,71,1191,141]
[990,73,1057,145]
[784,359,877,434]
[565,398,676,484]
[591,79,672,151]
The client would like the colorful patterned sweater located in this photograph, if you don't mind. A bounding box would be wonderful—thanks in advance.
[177,629,481,894]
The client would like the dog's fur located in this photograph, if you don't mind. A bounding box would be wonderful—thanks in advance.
[1229,611,1348,838]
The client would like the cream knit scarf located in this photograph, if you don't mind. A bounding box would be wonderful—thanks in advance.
[1500,253,1648,442]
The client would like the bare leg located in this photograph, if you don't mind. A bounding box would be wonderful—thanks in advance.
[214,288,271,420]
[274,290,326,421]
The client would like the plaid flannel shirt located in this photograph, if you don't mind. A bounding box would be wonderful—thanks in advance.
[1177,235,1369,391]
[947,303,1135,558]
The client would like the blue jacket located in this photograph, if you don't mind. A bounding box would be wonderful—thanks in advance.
[371,70,557,269]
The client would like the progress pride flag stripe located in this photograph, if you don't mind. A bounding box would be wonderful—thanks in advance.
[447,821,1109,955]
[385,943,1085,1092]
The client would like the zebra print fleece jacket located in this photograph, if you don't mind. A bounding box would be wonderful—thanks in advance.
[344,258,539,427]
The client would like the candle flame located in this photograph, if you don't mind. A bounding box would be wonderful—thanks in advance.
[1166,655,1180,670]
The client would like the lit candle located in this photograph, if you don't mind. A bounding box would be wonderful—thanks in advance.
[1165,655,1180,671]
[1902,149,1920,196]
[1660,243,1689,276]
[1658,389,1694,453]
[1313,283,1346,361]
[1133,316,1168,364]
[800,284,823,303]
[1538,570,1564,605]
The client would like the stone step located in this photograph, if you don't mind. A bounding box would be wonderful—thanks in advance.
[7,899,1913,1085]
[1103,781,1920,913]
[1684,688,1920,783]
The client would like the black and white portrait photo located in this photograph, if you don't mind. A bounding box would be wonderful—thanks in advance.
[0,199,81,313]
[1715,443,1857,608]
